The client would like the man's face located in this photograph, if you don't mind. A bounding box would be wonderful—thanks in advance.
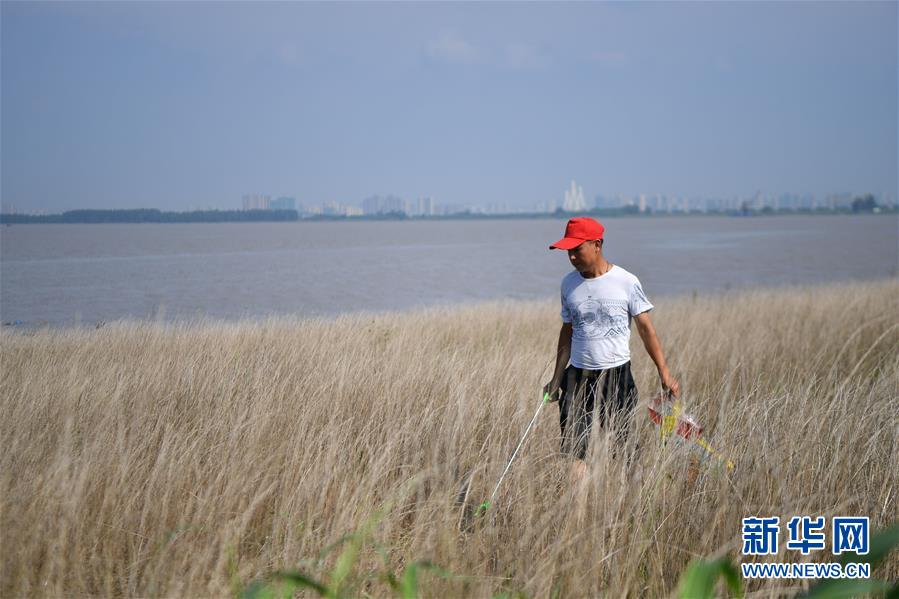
[567,239,601,271]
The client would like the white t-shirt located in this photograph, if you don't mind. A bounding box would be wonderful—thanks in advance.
[560,265,654,369]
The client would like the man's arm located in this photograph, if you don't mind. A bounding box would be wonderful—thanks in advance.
[633,311,680,397]
[543,322,572,402]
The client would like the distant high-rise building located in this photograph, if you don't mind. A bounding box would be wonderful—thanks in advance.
[382,195,406,214]
[270,196,296,210]
[438,203,468,215]
[322,201,343,216]
[242,194,270,210]
[563,180,587,212]
[362,194,407,215]
[415,196,435,216]
[362,195,381,215]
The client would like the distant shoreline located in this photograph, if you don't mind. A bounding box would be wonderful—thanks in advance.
[1,206,895,224]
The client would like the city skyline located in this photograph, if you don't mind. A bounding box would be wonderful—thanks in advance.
[2,2,896,214]
[4,183,891,218]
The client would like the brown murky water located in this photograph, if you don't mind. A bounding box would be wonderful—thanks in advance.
[1,215,896,327]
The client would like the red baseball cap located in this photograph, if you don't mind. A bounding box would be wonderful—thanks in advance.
[549,217,605,250]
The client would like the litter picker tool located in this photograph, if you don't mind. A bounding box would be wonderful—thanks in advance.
[476,391,552,516]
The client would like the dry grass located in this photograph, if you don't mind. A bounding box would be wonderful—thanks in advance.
[2,279,897,598]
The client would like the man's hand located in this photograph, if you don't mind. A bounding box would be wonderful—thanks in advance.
[543,379,562,403]
[546,323,573,404]
[634,312,680,398]
[660,368,680,398]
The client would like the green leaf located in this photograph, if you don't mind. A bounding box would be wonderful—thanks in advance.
[315,533,355,564]
[838,524,899,568]
[886,582,899,599]
[801,523,899,599]
[400,562,419,599]
[330,533,362,596]
[239,580,273,599]
[381,571,401,592]
[329,509,385,597]
[676,557,743,599]
[240,571,331,599]
[399,560,460,599]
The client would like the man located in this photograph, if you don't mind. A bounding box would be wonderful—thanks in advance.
[543,217,679,483]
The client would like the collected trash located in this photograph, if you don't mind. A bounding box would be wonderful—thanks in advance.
[648,394,735,472]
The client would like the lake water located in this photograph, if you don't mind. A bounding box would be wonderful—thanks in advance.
[1,215,896,327]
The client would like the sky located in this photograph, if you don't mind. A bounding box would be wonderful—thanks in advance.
[1,1,896,213]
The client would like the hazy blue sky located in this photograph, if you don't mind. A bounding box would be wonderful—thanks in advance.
[2,1,896,213]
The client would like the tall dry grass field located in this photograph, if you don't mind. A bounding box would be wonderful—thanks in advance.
[2,280,897,597]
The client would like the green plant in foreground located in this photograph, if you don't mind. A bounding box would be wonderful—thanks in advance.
[240,497,469,599]
[676,557,743,599]
[241,534,471,599]
[676,523,899,599]
[243,522,899,598]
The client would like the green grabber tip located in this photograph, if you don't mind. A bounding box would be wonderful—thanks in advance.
[543,391,551,403]
[476,501,491,516]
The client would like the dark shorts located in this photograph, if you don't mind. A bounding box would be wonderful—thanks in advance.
[559,361,638,460]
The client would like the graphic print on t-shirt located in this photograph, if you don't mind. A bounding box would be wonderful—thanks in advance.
[571,298,630,339]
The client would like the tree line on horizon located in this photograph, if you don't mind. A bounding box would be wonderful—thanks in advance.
[0,208,300,224]
[0,195,889,224]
